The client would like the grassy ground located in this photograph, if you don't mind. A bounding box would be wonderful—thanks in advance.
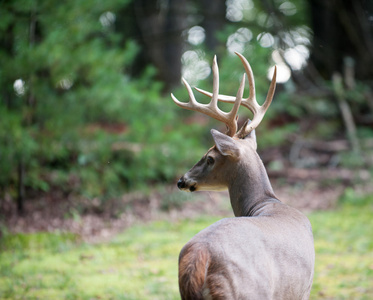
[0,196,372,300]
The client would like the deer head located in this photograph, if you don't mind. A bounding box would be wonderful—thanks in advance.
[171,52,276,193]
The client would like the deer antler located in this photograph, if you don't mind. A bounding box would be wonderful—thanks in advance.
[195,52,277,136]
[171,55,245,137]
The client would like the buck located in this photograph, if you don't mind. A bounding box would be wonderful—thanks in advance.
[171,52,315,300]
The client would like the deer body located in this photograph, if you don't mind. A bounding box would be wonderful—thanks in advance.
[172,53,315,300]
[180,210,314,299]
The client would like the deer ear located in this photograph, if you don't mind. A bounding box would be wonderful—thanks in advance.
[211,129,240,158]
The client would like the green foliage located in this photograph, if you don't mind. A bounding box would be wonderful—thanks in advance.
[0,0,206,204]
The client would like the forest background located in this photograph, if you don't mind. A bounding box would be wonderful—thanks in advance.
[0,0,373,298]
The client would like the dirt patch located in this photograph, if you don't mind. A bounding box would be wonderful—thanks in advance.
[1,167,371,243]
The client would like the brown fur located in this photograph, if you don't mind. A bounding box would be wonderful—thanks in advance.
[205,260,228,299]
[178,243,210,300]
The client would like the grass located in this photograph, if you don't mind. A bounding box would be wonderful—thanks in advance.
[310,195,373,299]
[0,196,372,299]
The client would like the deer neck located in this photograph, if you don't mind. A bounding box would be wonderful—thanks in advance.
[228,152,279,217]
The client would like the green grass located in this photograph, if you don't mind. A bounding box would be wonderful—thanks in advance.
[0,199,372,300]
[0,218,218,300]
[310,197,373,299]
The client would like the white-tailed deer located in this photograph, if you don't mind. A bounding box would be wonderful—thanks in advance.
[171,52,314,300]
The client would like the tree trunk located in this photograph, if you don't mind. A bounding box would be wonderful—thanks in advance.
[17,159,25,214]
[119,0,187,92]
[200,0,226,54]
[309,0,373,80]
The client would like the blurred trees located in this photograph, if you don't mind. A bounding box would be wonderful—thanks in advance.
[250,0,373,166]
[116,0,186,90]
[309,0,373,80]
[0,0,372,214]
[0,0,204,213]
[115,0,227,90]
[0,0,134,211]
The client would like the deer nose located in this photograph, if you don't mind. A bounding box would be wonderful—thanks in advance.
[177,177,186,189]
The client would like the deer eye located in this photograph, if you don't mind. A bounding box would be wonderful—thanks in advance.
[206,156,215,166]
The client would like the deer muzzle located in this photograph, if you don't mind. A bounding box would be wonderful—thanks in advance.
[177,176,197,192]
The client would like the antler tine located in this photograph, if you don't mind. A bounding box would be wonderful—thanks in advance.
[235,52,255,103]
[171,77,198,109]
[211,55,219,109]
[171,55,243,137]
[195,52,277,134]
[244,65,276,133]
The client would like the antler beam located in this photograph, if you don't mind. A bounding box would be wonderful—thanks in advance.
[171,56,245,137]
[195,52,277,136]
